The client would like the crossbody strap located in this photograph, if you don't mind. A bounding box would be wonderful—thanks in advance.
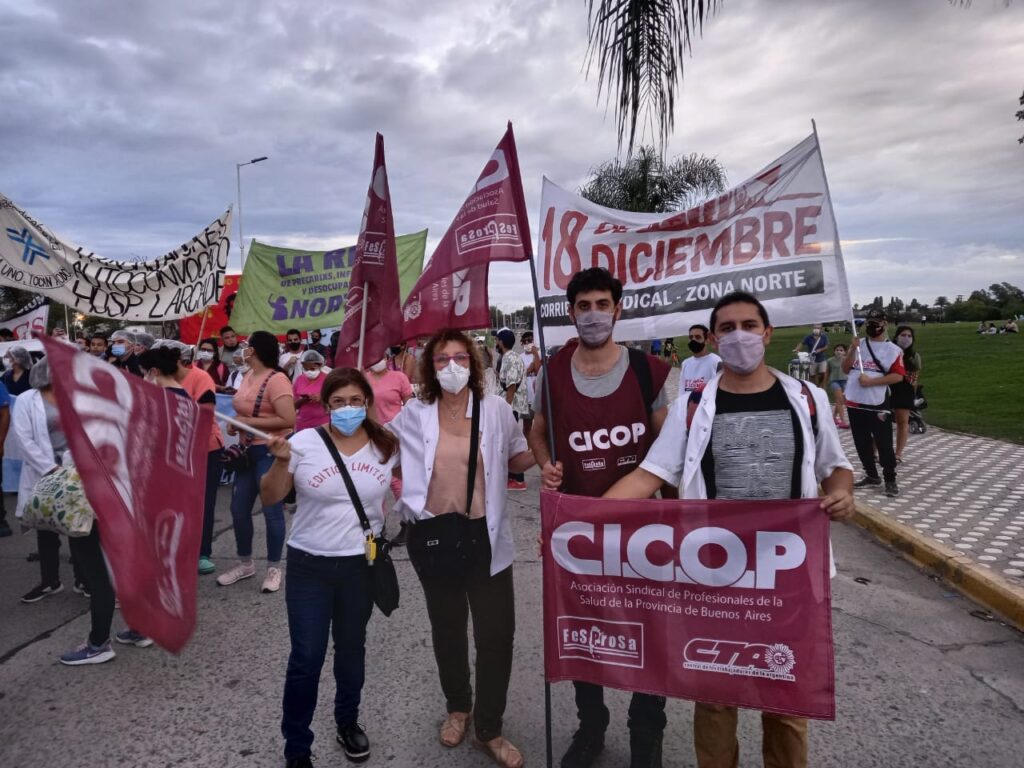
[864,339,886,373]
[315,426,374,536]
[241,372,274,446]
[465,394,481,517]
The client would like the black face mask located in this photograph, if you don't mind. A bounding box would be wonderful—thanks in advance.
[288,342,301,351]
[865,322,883,338]
[688,339,705,354]
[389,346,402,356]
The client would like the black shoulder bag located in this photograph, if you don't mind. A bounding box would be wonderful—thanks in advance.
[315,427,400,617]
[407,394,481,582]
[863,339,893,413]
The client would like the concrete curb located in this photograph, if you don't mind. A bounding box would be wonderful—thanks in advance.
[852,501,1024,632]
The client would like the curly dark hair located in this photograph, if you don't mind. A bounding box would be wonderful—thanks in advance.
[320,367,398,461]
[417,329,485,405]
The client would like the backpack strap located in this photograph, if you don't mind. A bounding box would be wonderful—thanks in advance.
[684,381,818,438]
[627,348,655,417]
[685,388,704,431]
[799,380,818,438]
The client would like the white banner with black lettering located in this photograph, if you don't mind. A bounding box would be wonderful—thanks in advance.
[0,293,48,338]
[534,134,852,344]
[0,194,231,321]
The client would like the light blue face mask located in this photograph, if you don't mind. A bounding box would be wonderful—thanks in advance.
[111,343,127,357]
[331,406,366,436]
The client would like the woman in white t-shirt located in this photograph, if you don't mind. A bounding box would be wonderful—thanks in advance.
[261,368,399,767]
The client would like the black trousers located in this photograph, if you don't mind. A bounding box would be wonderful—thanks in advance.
[417,517,515,742]
[848,406,897,482]
[68,527,116,647]
[37,529,85,587]
[573,680,667,735]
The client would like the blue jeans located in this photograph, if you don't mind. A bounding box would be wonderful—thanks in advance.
[281,547,374,759]
[229,444,285,562]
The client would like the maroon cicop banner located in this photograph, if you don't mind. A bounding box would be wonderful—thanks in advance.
[541,490,835,720]
[42,336,212,653]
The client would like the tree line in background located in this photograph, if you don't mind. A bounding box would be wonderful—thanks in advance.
[855,282,1024,323]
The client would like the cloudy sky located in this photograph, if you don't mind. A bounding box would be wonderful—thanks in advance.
[1,0,1022,314]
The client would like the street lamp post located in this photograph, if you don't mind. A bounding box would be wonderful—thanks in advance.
[236,156,268,269]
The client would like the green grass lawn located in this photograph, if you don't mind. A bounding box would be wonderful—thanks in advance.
[674,323,1024,444]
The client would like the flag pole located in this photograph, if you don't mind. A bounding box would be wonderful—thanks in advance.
[213,411,305,457]
[356,282,369,369]
[64,305,71,336]
[811,119,863,372]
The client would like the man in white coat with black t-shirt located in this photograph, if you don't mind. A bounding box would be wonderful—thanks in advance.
[604,290,854,768]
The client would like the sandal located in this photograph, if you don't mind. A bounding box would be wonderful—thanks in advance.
[439,712,471,747]
[473,735,525,768]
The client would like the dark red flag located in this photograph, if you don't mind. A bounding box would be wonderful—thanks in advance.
[541,491,835,719]
[402,123,532,338]
[41,336,213,653]
[334,133,401,368]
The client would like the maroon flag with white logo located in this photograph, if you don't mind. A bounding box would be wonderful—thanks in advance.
[541,491,835,719]
[41,336,212,653]
[402,123,532,338]
[334,133,402,368]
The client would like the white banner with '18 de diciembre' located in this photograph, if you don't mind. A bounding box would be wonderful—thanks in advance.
[0,194,231,321]
[534,134,853,345]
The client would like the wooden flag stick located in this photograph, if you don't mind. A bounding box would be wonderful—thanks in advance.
[213,411,305,457]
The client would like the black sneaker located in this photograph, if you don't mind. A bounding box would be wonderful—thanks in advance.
[21,583,63,603]
[285,757,314,768]
[629,728,664,768]
[561,728,605,768]
[885,480,900,497]
[854,476,882,488]
[73,581,91,598]
[337,722,370,763]
[0,519,12,538]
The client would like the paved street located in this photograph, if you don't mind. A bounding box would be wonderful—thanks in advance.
[1,465,1022,768]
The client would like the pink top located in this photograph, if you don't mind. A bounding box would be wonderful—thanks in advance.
[367,369,413,424]
[231,370,293,444]
[180,367,224,451]
[293,371,330,432]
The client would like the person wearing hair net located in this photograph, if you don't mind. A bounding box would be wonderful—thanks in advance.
[15,359,121,666]
[224,342,249,392]
[2,345,34,395]
[109,330,143,377]
[133,332,156,356]
[292,349,331,432]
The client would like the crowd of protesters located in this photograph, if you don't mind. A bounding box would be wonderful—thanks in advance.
[0,270,942,768]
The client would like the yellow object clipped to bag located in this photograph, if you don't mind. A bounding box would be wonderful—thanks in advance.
[23,466,96,537]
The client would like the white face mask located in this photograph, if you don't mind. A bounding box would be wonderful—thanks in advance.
[896,335,913,349]
[716,330,767,375]
[303,369,320,380]
[369,359,387,373]
[523,343,535,353]
[437,360,471,394]
[197,350,214,361]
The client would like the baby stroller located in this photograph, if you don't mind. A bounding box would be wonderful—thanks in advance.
[908,385,928,434]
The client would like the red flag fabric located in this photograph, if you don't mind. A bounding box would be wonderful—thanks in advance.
[178,274,241,343]
[541,491,835,719]
[402,123,532,338]
[333,134,401,368]
[41,336,213,653]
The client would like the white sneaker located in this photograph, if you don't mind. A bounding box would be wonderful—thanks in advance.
[261,566,283,593]
[216,561,256,586]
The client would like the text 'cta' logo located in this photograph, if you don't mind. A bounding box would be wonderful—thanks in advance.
[683,638,796,681]
[557,617,643,669]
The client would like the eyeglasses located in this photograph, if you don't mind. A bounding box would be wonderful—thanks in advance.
[327,396,366,409]
[433,353,471,368]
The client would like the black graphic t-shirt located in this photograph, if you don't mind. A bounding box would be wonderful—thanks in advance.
[701,380,802,500]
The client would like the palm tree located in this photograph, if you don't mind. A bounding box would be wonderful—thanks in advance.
[578,145,726,213]
[585,2,1003,154]
[585,1,720,153]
